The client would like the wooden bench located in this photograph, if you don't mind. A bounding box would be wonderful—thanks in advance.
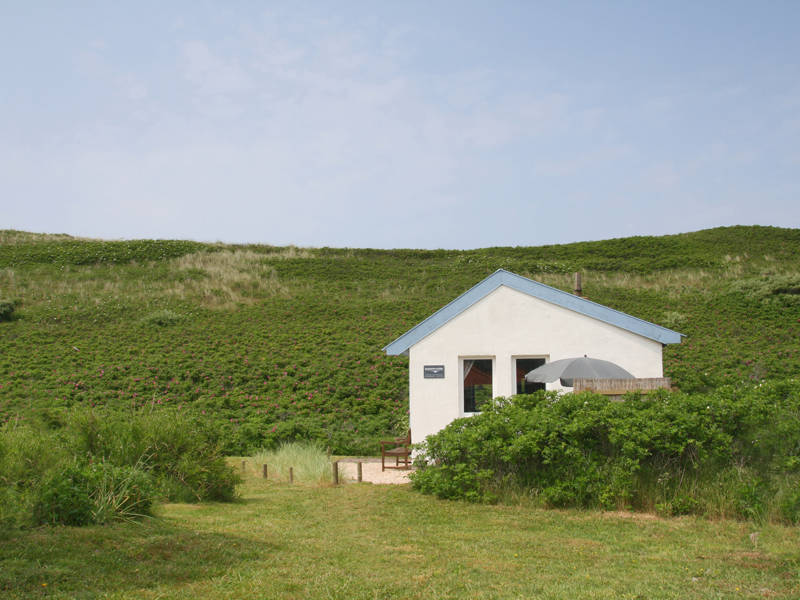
[380,431,412,471]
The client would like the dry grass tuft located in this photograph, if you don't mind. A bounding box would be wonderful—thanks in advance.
[0,251,290,311]
[169,250,289,308]
[523,264,773,298]
[257,246,314,260]
[250,442,332,484]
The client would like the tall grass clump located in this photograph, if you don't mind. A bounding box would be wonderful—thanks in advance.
[31,460,155,526]
[0,408,241,531]
[251,441,331,484]
[411,379,800,523]
[0,423,69,530]
[65,408,241,502]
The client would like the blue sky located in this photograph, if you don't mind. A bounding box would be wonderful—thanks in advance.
[2,1,798,248]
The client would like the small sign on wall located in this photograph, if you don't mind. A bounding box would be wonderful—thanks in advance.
[424,365,445,379]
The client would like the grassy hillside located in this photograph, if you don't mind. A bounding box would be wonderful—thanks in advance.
[1,226,799,454]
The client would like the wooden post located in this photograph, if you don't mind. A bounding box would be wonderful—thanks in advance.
[262,464,268,479]
[289,467,294,484]
[574,272,582,296]
[241,460,246,472]
[332,461,339,485]
[357,461,362,482]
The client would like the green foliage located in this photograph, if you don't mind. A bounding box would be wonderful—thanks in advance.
[0,409,240,530]
[0,422,69,530]
[730,274,800,307]
[65,409,241,502]
[656,494,701,517]
[32,463,95,526]
[0,299,19,322]
[0,238,213,267]
[85,461,156,523]
[660,310,687,331]
[30,461,156,526]
[140,309,183,327]
[411,380,800,522]
[776,480,800,524]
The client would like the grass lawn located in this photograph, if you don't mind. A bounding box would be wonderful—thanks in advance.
[2,465,799,599]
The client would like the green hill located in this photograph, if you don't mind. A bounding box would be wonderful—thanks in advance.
[1,225,799,454]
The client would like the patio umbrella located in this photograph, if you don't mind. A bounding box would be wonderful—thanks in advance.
[524,355,634,387]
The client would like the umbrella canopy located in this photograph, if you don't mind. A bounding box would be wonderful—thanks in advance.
[525,356,634,387]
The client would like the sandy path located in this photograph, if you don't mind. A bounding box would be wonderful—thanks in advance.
[337,459,413,484]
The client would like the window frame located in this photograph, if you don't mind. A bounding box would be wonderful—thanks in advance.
[460,356,495,416]
[512,355,549,396]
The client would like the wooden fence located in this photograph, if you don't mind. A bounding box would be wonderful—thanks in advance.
[572,378,672,401]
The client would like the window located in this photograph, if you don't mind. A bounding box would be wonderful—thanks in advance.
[515,357,546,395]
[463,358,492,413]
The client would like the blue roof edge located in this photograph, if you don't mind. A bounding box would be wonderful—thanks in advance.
[383,269,684,356]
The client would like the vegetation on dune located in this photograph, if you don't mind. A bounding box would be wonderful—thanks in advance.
[0,226,799,458]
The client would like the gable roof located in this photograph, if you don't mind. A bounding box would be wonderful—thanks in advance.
[383,269,683,356]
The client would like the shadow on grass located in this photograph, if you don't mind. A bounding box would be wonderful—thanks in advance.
[0,517,281,599]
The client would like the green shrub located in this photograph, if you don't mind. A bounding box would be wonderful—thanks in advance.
[0,299,19,321]
[66,409,240,502]
[0,410,239,530]
[410,461,494,503]
[411,380,800,522]
[140,309,182,327]
[0,424,70,530]
[0,422,68,489]
[730,274,800,306]
[32,463,94,526]
[30,460,156,526]
[656,494,702,517]
[733,475,769,523]
[0,486,25,534]
[776,480,800,524]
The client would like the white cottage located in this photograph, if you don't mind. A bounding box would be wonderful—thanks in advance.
[383,269,682,445]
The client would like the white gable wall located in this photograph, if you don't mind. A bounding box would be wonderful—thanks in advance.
[408,285,664,445]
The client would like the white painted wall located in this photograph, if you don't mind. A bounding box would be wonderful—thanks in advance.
[408,285,664,445]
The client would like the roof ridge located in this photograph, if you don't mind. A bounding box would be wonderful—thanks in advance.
[383,269,683,356]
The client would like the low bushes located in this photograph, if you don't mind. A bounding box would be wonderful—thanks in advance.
[0,408,240,530]
[411,379,800,523]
